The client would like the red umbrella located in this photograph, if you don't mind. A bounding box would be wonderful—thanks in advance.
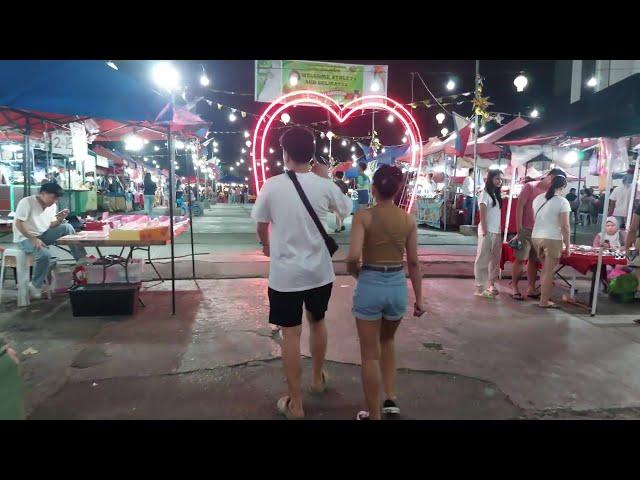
[332,162,353,173]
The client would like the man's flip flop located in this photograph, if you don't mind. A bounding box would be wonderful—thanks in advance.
[510,293,525,301]
[308,370,329,395]
[277,396,304,420]
[527,292,542,299]
[538,302,561,309]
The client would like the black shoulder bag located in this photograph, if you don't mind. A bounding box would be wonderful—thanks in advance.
[287,171,339,257]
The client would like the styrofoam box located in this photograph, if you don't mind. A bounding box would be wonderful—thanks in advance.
[86,259,145,284]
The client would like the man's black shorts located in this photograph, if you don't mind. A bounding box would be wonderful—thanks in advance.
[268,283,333,328]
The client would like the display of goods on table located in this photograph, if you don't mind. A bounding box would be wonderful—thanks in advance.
[105,215,189,241]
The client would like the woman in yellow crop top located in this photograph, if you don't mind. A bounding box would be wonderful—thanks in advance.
[346,165,425,420]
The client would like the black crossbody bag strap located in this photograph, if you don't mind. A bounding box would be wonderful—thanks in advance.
[287,171,338,256]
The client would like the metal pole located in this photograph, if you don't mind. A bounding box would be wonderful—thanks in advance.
[167,126,176,316]
[626,155,639,229]
[24,122,31,198]
[573,156,584,244]
[187,177,196,279]
[591,143,614,316]
[503,161,518,244]
[471,60,480,226]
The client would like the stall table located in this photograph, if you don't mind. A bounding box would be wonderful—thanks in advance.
[56,223,190,283]
[500,243,628,307]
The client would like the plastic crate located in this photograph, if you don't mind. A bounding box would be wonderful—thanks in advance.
[69,284,139,317]
[86,259,144,284]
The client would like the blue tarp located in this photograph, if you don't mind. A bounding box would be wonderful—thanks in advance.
[0,60,167,122]
[357,142,410,165]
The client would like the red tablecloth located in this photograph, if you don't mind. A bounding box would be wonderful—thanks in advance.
[500,243,628,274]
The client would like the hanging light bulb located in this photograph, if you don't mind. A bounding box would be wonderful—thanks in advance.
[341,139,347,147]
[213,141,219,147]
[387,114,394,123]
[402,136,408,143]
[289,71,300,87]
[350,146,356,152]
[241,148,246,153]
[276,161,282,167]
[587,76,598,88]
[245,140,252,147]
[281,113,291,124]
[240,159,245,163]
[228,112,237,122]
[323,147,329,153]
[436,112,446,124]
[200,74,210,87]
[441,127,449,136]
[154,145,160,151]
[269,148,275,154]
[124,134,144,151]
[446,79,456,91]
[479,125,486,133]
[514,73,528,92]
[326,131,335,140]
[530,108,539,118]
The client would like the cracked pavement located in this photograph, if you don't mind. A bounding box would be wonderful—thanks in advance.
[2,205,640,420]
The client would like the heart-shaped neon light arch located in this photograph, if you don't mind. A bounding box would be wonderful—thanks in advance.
[251,90,423,213]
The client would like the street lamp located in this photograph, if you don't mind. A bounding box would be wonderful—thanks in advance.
[587,77,598,88]
[514,73,528,92]
[152,61,180,91]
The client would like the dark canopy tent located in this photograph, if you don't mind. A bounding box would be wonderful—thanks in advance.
[499,73,640,144]
[498,73,640,316]
[0,60,208,315]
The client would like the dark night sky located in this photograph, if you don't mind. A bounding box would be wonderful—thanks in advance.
[111,59,557,181]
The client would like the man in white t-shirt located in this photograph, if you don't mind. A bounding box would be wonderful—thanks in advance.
[461,168,477,225]
[13,183,88,299]
[252,127,352,420]
[608,175,634,229]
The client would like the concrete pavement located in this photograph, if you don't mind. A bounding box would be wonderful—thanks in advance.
[2,204,640,420]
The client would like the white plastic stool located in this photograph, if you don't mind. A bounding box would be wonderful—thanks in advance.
[0,248,52,307]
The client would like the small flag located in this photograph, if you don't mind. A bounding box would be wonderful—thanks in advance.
[453,112,472,156]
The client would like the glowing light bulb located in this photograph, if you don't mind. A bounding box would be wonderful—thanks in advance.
[323,147,329,153]
[436,112,445,124]
[228,112,237,122]
[289,72,300,87]
[446,79,455,91]
[350,146,356,152]
[402,136,408,143]
[514,74,528,92]
[387,114,394,123]
[281,113,291,124]
[441,128,449,136]
[200,74,210,87]
[587,76,598,88]
[245,140,252,147]
[154,145,160,151]
[341,139,347,147]
[530,108,539,118]
[479,125,486,133]
[269,148,275,154]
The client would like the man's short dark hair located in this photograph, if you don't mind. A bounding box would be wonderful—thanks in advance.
[335,171,344,179]
[358,162,367,172]
[468,168,474,175]
[40,182,63,197]
[570,188,576,192]
[279,127,316,164]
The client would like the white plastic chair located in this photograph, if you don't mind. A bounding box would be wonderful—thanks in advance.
[0,248,52,307]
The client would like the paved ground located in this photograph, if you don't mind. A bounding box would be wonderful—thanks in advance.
[2,204,639,420]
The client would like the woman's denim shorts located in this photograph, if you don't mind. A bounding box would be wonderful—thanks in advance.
[352,269,408,321]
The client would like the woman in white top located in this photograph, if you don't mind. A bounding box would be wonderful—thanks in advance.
[474,168,503,298]
[531,174,571,309]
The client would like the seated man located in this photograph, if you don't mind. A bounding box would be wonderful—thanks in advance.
[13,182,88,299]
